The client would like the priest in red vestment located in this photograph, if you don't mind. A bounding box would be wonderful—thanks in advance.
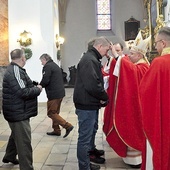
[102,43,128,134]
[139,27,170,170]
[103,32,151,169]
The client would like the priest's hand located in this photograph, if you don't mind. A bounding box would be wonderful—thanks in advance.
[110,43,119,59]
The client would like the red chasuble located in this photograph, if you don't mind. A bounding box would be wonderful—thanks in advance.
[139,54,170,170]
[103,56,149,158]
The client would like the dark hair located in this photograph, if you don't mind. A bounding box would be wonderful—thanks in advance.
[39,53,52,61]
[10,49,24,60]
[114,42,124,50]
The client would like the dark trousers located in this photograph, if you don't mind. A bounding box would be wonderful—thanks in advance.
[47,98,72,133]
[4,119,34,170]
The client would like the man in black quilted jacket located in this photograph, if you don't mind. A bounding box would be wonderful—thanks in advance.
[2,49,42,170]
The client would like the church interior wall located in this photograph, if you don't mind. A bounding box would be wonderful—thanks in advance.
[60,0,146,75]
[2,0,170,102]
[8,0,59,102]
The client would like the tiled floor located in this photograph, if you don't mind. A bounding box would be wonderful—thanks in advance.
[0,88,139,170]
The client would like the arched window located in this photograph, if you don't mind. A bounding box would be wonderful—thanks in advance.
[96,0,111,31]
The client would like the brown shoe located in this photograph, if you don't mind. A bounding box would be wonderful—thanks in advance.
[46,131,61,136]
[63,126,74,138]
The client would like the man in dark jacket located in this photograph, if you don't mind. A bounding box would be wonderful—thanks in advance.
[73,37,109,170]
[39,54,74,138]
[2,49,42,170]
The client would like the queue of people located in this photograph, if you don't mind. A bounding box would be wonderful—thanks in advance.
[1,26,170,170]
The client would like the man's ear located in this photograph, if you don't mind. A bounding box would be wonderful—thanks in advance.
[162,40,167,48]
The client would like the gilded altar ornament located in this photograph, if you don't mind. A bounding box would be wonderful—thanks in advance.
[154,14,165,36]
[141,25,150,39]
[17,30,32,47]
[127,40,135,50]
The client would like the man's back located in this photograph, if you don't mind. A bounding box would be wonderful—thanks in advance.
[40,60,65,100]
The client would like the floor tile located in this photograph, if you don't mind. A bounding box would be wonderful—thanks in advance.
[0,88,140,170]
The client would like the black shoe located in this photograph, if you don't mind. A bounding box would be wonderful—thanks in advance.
[2,158,19,165]
[63,126,74,138]
[128,164,141,168]
[90,155,105,164]
[90,163,100,170]
[46,131,61,136]
[89,148,105,156]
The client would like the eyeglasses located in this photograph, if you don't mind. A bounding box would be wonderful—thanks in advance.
[154,39,163,46]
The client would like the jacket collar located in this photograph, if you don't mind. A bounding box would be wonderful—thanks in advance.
[11,62,25,71]
[44,59,53,66]
[89,47,102,60]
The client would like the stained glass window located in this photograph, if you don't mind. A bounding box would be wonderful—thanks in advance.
[96,0,111,31]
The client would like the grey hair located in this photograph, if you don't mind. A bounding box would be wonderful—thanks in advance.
[10,49,24,60]
[87,38,95,50]
[93,36,110,47]
[39,53,52,61]
[158,27,170,41]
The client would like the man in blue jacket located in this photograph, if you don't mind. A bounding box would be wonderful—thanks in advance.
[74,37,109,170]
[2,49,42,170]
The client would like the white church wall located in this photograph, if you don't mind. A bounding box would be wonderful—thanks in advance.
[8,0,146,101]
[8,0,59,102]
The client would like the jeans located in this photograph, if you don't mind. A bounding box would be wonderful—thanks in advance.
[76,109,99,170]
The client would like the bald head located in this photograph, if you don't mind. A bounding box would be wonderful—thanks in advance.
[10,49,25,60]
[10,49,26,67]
